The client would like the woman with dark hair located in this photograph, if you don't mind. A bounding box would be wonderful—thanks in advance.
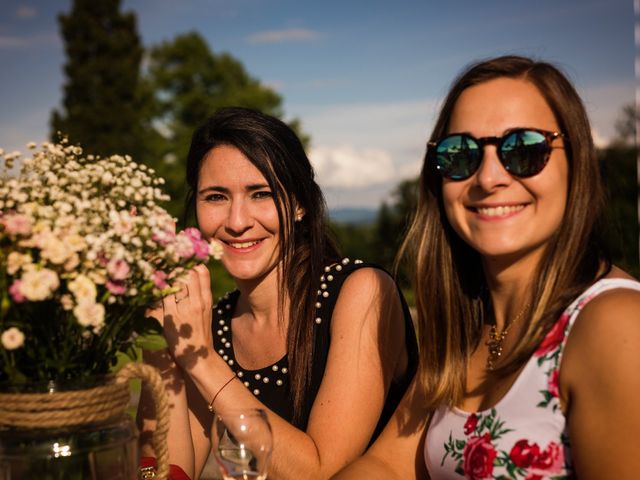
[137,107,418,479]
[335,56,640,478]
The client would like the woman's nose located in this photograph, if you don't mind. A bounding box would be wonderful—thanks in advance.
[473,146,512,191]
[225,200,253,233]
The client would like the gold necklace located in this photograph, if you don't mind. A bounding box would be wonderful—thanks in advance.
[485,304,529,370]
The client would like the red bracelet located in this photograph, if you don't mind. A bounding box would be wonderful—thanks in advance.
[208,373,237,412]
[139,456,192,480]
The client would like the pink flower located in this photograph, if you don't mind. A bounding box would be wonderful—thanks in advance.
[107,258,130,280]
[532,441,564,473]
[175,234,195,259]
[509,439,540,468]
[183,228,209,260]
[9,280,25,303]
[106,280,127,295]
[464,413,479,435]
[152,229,176,246]
[463,433,497,480]
[1,213,32,236]
[535,313,569,357]
[547,369,560,398]
[152,270,168,289]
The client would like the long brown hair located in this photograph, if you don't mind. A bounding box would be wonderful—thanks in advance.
[399,56,611,410]
[184,107,340,424]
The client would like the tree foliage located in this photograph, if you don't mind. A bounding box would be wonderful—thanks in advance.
[138,32,306,218]
[50,0,144,159]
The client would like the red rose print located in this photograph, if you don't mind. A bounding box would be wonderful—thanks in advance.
[464,413,478,435]
[509,439,541,468]
[535,313,570,357]
[463,433,497,480]
[525,475,543,480]
[547,368,560,398]
[532,441,564,473]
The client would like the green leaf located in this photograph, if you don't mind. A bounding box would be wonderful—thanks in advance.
[455,439,466,450]
[135,332,167,351]
[131,313,164,335]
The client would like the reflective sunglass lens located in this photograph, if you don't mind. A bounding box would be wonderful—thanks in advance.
[501,130,549,177]
[435,135,481,180]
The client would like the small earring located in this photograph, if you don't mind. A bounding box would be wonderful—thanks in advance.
[295,215,302,222]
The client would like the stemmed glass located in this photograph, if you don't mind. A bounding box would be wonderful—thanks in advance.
[211,408,273,480]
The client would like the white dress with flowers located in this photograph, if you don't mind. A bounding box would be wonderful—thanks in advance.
[424,278,640,479]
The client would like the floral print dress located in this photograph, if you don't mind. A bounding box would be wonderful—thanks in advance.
[424,278,640,479]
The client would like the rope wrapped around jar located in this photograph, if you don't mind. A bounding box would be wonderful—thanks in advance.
[0,362,170,480]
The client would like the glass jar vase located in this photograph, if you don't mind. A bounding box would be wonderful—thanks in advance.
[0,376,138,480]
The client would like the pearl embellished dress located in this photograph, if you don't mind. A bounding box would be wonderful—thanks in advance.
[212,258,419,436]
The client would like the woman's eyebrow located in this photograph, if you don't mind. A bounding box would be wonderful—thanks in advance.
[198,183,270,195]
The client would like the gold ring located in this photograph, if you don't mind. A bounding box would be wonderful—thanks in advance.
[174,285,189,304]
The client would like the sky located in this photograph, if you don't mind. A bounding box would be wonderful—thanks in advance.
[0,0,635,210]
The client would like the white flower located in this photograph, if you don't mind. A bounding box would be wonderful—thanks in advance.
[210,240,224,260]
[68,274,97,302]
[1,327,25,350]
[19,268,60,301]
[65,234,86,252]
[39,233,73,264]
[60,294,74,311]
[6,251,32,275]
[73,300,105,328]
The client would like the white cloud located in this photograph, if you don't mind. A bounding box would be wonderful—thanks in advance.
[15,6,37,18]
[310,145,395,189]
[288,98,438,207]
[0,32,58,49]
[247,28,321,44]
[0,36,26,48]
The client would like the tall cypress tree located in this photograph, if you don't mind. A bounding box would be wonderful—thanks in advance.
[50,0,144,158]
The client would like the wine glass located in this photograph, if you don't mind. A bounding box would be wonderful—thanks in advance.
[211,408,273,480]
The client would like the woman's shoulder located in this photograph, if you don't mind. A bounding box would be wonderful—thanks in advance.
[561,270,640,385]
[328,259,397,299]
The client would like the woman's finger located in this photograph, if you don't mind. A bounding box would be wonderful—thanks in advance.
[145,300,164,326]
[194,264,213,314]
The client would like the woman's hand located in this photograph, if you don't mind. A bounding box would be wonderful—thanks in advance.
[158,264,216,371]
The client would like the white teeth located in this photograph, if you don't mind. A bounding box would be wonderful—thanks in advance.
[476,205,524,217]
[229,241,259,249]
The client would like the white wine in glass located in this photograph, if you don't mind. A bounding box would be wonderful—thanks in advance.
[211,408,273,480]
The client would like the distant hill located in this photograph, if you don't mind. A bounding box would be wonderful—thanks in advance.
[329,207,377,225]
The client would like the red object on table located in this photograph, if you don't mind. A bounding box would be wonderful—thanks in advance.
[140,456,192,480]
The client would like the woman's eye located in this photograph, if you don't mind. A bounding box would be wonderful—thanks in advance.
[253,190,273,200]
[204,193,226,202]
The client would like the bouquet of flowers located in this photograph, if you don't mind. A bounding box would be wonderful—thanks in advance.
[0,140,221,385]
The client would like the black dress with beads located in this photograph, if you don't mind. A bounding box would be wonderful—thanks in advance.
[211,259,418,441]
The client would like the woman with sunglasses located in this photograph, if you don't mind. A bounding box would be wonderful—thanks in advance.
[334,56,640,479]
[137,107,418,480]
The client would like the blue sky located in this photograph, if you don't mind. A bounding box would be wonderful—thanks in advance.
[0,0,634,209]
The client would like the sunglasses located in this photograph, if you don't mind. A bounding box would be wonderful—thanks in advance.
[428,128,566,181]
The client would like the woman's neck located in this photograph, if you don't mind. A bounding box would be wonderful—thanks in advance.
[234,267,287,328]
[482,252,538,330]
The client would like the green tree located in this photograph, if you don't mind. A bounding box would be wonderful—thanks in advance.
[613,103,637,146]
[139,32,307,218]
[600,103,639,276]
[600,145,639,276]
[50,0,145,159]
[332,178,419,289]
